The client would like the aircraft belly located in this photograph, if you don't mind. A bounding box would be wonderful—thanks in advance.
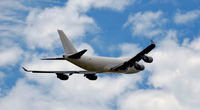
[67,56,141,74]
[67,56,123,72]
[80,58,113,72]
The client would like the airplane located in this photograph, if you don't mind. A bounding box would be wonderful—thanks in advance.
[22,30,156,80]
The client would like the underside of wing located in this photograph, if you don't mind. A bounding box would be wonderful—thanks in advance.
[22,67,98,81]
[22,67,98,80]
[111,40,156,71]
[22,67,96,74]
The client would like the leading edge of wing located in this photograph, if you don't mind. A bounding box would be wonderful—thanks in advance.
[22,67,96,74]
[111,40,156,70]
[128,40,156,63]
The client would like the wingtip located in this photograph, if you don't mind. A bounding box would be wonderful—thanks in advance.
[151,40,155,44]
[40,58,48,60]
[22,67,30,72]
[83,49,87,52]
[57,29,63,32]
[22,67,27,71]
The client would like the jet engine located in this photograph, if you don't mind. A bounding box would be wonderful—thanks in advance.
[134,62,145,71]
[142,55,153,63]
[84,74,97,80]
[56,73,69,80]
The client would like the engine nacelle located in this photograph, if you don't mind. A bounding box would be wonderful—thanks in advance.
[84,74,97,80]
[134,62,145,71]
[142,55,153,63]
[56,74,69,80]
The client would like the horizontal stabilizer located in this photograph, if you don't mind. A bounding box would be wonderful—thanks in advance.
[41,57,65,60]
[68,49,87,59]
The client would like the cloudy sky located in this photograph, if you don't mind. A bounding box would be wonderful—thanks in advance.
[0,0,200,110]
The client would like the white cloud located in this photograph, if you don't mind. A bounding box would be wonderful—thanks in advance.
[119,43,141,57]
[24,7,97,50]
[1,29,200,110]
[77,43,97,56]
[0,1,140,108]
[113,30,200,110]
[0,0,134,49]
[188,36,200,51]
[66,0,134,12]
[0,0,32,38]
[11,31,200,110]
[0,74,141,110]
[146,31,200,110]
[2,1,200,110]
[118,90,183,110]
[0,40,23,67]
[0,25,142,110]
[23,0,135,50]
[124,11,166,38]
[90,0,135,11]
[174,10,200,24]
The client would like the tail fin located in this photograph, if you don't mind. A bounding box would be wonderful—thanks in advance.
[57,30,77,54]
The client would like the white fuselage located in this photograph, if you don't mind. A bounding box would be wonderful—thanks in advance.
[66,55,141,74]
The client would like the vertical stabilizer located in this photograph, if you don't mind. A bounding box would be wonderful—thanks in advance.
[57,30,77,54]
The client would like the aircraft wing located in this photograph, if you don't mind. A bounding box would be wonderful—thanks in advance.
[22,67,96,74]
[111,40,156,70]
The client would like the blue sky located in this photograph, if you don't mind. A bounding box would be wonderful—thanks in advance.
[0,0,200,110]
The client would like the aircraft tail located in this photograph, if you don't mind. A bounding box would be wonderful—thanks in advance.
[57,30,77,54]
